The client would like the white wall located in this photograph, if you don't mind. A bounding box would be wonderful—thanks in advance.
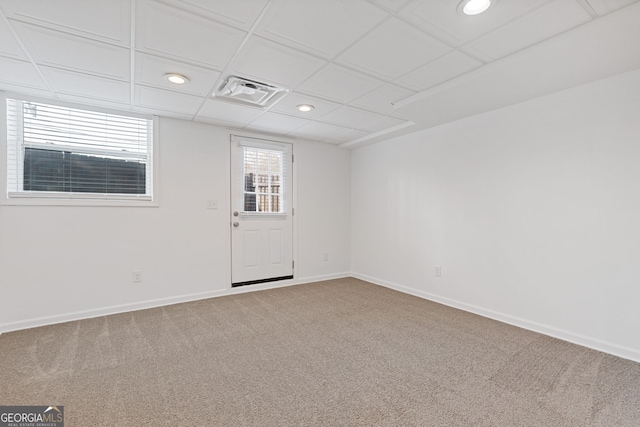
[0,117,350,331]
[296,140,351,280]
[351,68,640,362]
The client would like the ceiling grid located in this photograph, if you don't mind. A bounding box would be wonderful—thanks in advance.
[0,0,638,147]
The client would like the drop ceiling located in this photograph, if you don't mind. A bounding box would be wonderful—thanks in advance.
[0,0,639,148]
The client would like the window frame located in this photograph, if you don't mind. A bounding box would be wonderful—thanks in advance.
[1,92,160,207]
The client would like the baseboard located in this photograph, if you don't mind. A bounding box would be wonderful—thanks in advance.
[351,272,640,364]
[0,272,350,334]
[0,288,229,334]
[295,272,351,285]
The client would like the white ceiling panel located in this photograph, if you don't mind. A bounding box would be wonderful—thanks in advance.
[135,85,203,115]
[297,64,384,103]
[0,57,47,89]
[1,0,130,45]
[248,111,310,133]
[228,37,326,89]
[135,52,221,96]
[400,0,551,46]
[357,116,406,133]
[161,0,270,30]
[12,22,130,80]
[350,84,415,116]
[256,0,387,59]
[462,0,593,60]
[397,50,482,91]
[271,93,341,119]
[41,66,130,103]
[0,83,52,98]
[290,121,350,141]
[56,93,131,110]
[337,18,451,80]
[368,0,412,12]
[330,128,369,143]
[135,106,194,120]
[317,106,384,128]
[136,0,246,69]
[0,16,27,60]
[197,99,265,125]
[585,0,639,14]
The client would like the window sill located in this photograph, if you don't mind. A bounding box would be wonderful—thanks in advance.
[2,192,159,207]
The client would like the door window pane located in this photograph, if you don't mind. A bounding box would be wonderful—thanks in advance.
[243,147,284,213]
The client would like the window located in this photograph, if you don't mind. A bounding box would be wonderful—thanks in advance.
[242,146,284,213]
[5,96,155,205]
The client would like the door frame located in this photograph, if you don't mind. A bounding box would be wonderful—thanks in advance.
[229,132,297,289]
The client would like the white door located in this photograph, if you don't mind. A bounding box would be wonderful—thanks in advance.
[230,136,293,287]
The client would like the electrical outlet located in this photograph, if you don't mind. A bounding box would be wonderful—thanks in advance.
[435,266,442,277]
[323,253,329,262]
[206,199,218,209]
[132,270,142,283]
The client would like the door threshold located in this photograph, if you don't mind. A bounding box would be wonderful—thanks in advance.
[232,275,294,288]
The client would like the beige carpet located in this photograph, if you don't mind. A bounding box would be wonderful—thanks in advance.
[1,278,640,426]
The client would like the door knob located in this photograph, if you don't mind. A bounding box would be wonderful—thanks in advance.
[233,211,239,217]
[233,222,239,227]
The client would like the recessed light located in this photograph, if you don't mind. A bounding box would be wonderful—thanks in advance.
[165,73,189,84]
[297,104,314,112]
[460,0,492,15]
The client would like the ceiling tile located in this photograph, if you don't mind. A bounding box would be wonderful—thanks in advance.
[317,106,383,128]
[0,57,48,89]
[0,83,53,98]
[197,99,265,126]
[0,16,27,60]
[584,0,640,15]
[136,0,246,69]
[161,0,270,30]
[462,1,593,60]
[400,0,551,46]
[330,128,370,143]
[290,121,350,141]
[1,0,130,45]
[135,53,221,96]
[56,93,131,110]
[12,22,130,80]
[350,83,415,116]
[297,64,384,103]
[248,111,310,133]
[336,17,451,80]
[228,37,327,89]
[135,106,194,120]
[397,50,482,91]
[271,92,341,119]
[368,0,413,12]
[134,85,203,115]
[41,66,130,103]
[255,0,387,58]
[356,116,406,132]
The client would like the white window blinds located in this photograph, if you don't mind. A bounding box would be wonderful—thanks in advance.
[232,136,291,215]
[6,97,154,200]
[242,146,284,213]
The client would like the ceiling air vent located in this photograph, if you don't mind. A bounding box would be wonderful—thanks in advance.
[214,76,287,108]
